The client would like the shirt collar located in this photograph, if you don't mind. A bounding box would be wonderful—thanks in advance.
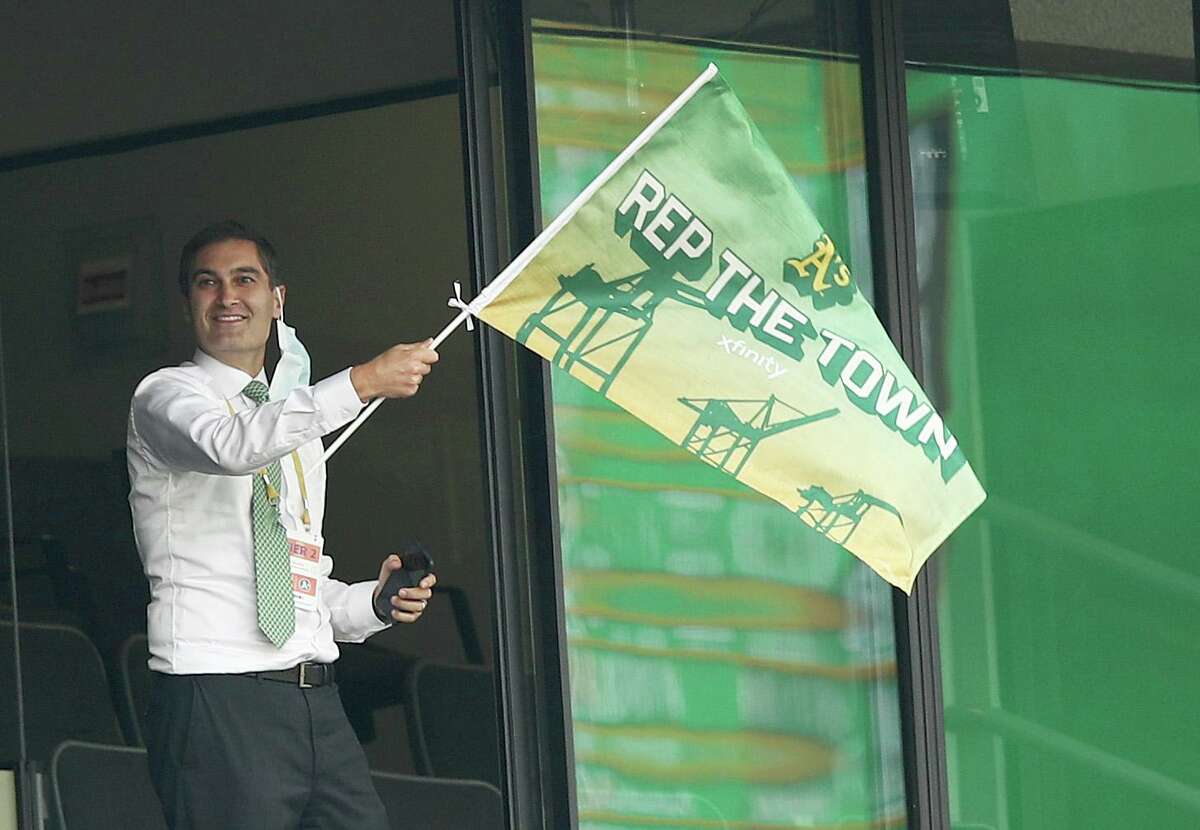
[191,349,268,400]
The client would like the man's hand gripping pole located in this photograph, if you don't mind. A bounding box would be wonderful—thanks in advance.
[313,282,477,473]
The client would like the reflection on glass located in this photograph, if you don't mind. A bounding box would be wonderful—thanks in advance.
[531,21,906,830]
[907,9,1200,828]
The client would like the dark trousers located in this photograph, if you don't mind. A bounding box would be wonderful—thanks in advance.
[145,672,389,830]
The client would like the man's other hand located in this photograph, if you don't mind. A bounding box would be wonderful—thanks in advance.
[350,340,439,402]
[372,554,436,623]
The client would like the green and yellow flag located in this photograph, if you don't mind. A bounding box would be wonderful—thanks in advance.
[474,64,985,592]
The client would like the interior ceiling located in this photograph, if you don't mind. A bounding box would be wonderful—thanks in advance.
[0,1,459,159]
[3,0,1194,161]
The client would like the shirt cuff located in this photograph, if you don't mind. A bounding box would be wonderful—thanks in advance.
[312,368,366,430]
[339,580,392,641]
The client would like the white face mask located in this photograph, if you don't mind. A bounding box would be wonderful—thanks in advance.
[269,286,312,400]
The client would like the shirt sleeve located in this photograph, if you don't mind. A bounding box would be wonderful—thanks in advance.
[131,368,364,475]
[323,576,391,642]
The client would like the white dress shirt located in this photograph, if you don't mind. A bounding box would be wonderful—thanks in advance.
[127,349,388,674]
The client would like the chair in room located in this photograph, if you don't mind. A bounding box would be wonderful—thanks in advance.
[116,632,152,746]
[50,740,167,830]
[406,659,500,786]
[370,769,503,830]
[51,742,505,830]
[0,621,124,764]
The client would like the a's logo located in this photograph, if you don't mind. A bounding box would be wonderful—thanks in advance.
[784,233,857,310]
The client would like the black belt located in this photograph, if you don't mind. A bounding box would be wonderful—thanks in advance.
[244,662,335,688]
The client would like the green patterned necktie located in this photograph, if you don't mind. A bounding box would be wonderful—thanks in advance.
[242,380,295,648]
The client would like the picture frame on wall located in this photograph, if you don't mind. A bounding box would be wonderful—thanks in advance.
[76,255,133,315]
[64,216,166,363]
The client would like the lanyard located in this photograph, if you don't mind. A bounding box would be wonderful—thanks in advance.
[225,399,313,532]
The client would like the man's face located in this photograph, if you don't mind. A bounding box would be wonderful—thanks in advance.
[185,238,282,373]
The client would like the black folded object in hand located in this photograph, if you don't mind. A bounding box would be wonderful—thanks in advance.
[373,543,434,622]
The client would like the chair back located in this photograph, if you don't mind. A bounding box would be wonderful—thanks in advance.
[51,740,167,830]
[371,769,503,829]
[0,622,123,763]
[408,660,499,785]
[117,633,151,746]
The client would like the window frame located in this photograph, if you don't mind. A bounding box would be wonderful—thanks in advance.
[857,0,952,828]
[454,1,577,828]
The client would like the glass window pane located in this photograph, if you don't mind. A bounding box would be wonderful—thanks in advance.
[528,5,907,828]
[905,3,1200,828]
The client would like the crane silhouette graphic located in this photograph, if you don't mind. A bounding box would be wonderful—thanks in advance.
[516,263,708,394]
[794,485,902,545]
[677,395,838,476]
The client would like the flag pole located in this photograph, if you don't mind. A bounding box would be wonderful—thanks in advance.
[315,306,473,469]
[315,62,720,471]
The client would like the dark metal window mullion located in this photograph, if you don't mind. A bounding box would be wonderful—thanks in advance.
[454,0,577,828]
[499,4,580,826]
[857,0,951,829]
[452,3,523,828]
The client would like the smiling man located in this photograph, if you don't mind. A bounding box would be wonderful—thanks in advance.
[186,236,279,372]
[127,220,438,829]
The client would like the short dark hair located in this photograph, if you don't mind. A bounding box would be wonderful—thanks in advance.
[177,220,281,296]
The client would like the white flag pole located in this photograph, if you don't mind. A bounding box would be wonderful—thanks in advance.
[315,306,473,469]
[314,62,720,472]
